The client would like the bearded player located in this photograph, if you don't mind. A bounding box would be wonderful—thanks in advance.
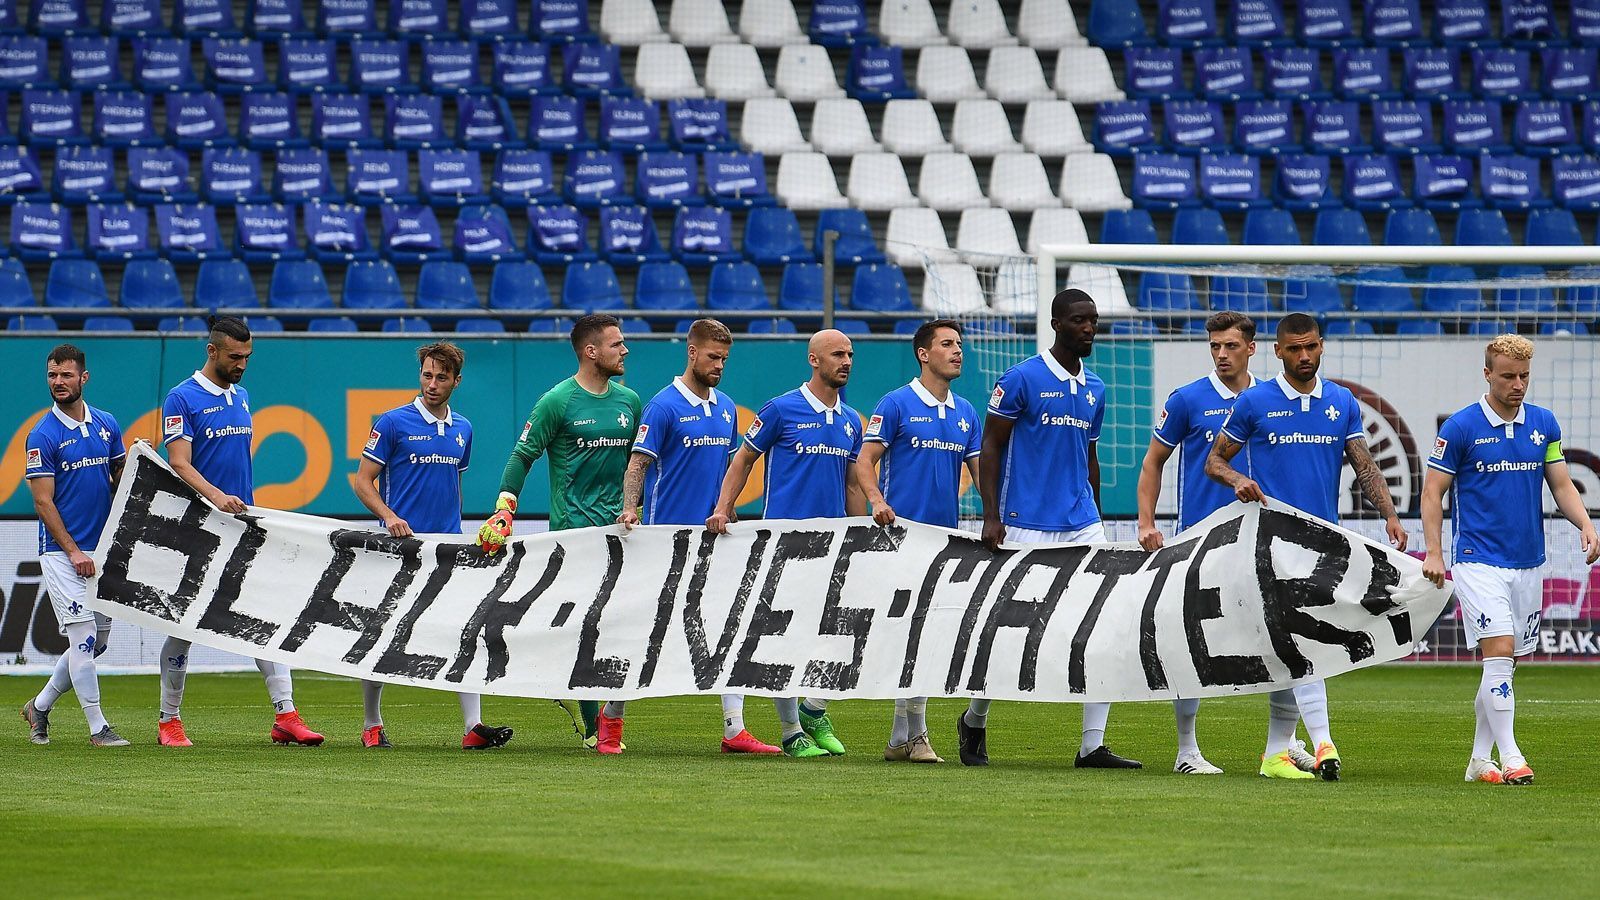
[352,341,513,751]
[613,319,783,756]
[706,329,868,759]
[1206,313,1407,781]
[156,316,323,747]
[855,319,981,765]
[957,289,1140,770]
[1134,311,1260,776]
[476,314,641,750]
[1421,334,1599,785]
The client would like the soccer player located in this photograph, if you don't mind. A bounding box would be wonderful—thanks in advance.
[855,319,981,765]
[1421,334,1599,786]
[157,316,324,747]
[1206,313,1408,781]
[352,341,514,751]
[1135,311,1262,776]
[706,329,867,759]
[614,319,783,755]
[956,289,1141,770]
[476,314,641,751]
[20,344,129,747]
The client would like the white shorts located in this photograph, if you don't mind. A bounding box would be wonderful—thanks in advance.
[1005,522,1108,544]
[1453,562,1543,657]
[40,551,93,632]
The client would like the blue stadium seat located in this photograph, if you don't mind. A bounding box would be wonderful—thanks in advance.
[531,0,596,43]
[240,93,307,151]
[1365,0,1421,44]
[1099,208,1159,243]
[778,263,824,312]
[1243,208,1301,244]
[1526,208,1584,245]
[195,258,259,307]
[1199,153,1265,209]
[1193,47,1257,101]
[636,151,703,209]
[1274,153,1334,210]
[493,149,559,208]
[833,318,871,335]
[1396,320,1444,336]
[1324,319,1376,335]
[809,0,876,47]
[599,97,666,153]
[103,0,161,37]
[1263,46,1327,100]
[1131,152,1198,208]
[562,42,629,96]
[1421,265,1486,313]
[245,315,284,333]
[744,207,812,264]
[1124,47,1188,100]
[527,204,596,264]
[382,317,431,332]
[0,258,36,306]
[1234,100,1297,155]
[1341,154,1409,210]
[310,93,377,147]
[815,209,884,265]
[1494,264,1558,313]
[704,152,774,208]
[565,150,627,207]
[667,98,736,152]
[634,262,698,312]
[1481,154,1551,210]
[317,0,377,40]
[203,38,266,92]
[1472,48,1534,101]
[1172,207,1228,244]
[8,314,57,330]
[850,263,913,313]
[44,259,109,308]
[1303,100,1369,154]
[1373,101,1440,154]
[1514,100,1578,156]
[308,317,359,332]
[488,261,553,311]
[347,149,415,206]
[236,203,304,262]
[380,204,448,263]
[52,145,119,204]
[426,42,485,93]
[1333,47,1396,100]
[93,90,156,147]
[1156,0,1220,45]
[152,202,223,261]
[304,201,376,263]
[562,261,626,311]
[135,38,199,92]
[1383,208,1442,245]
[456,318,506,333]
[1088,0,1152,47]
[12,201,81,260]
[1505,0,1558,45]
[341,259,406,310]
[1164,99,1225,154]
[83,315,135,331]
[1454,208,1513,245]
[1351,266,1416,314]
[749,317,799,334]
[119,258,183,309]
[268,259,332,309]
[1413,153,1479,210]
[706,262,770,311]
[492,39,555,96]
[1093,100,1157,156]
[60,39,120,91]
[165,91,232,149]
[271,148,330,206]
[384,93,444,149]
[1312,208,1371,245]
[1433,0,1490,44]
[452,205,518,263]
[388,0,446,41]
[526,315,576,333]
[1404,48,1464,101]
[1542,47,1596,101]
[673,206,736,266]
[1282,267,1346,314]
[420,149,487,208]
[281,39,339,94]
[1229,0,1286,43]
[416,261,479,312]
[157,315,211,332]
[459,96,519,152]
[1554,154,1600,211]
[0,146,47,205]
[599,205,670,266]
[1109,318,1160,335]
[1136,272,1200,312]
[848,44,915,102]
[1297,0,1354,44]
[1210,275,1275,314]
[1541,322,1591,335]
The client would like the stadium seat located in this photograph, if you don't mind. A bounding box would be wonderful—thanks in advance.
[1421,265,1486,314]
[528,96,595,153]
[1156,0,1221,45]
[1374,101,1440,156]
[1403,48,1463,101]
[846,44,916,102]
[349,39,413,94]
[744,206,812,265]
[81,315,134,331]
[306,317,359,332]
[565,150,627,207]
[1323,319,1375,336]
[1087,0,1150,47]
[456,318,506,333]
[1199,153,1265,209]
[1210,274,1274,314]
[601,0,667,45]
[1056,47,1125,104]
[1472,48,1534,101]
[453,205,518,263]
[1455,208,1513,245]
[1342,153,1409,210]
[309,93,376,148]
[346,149,415,206]
[115,258,180,310]
[673,206,736,265]
[1413,153,1479,210]
[1282,266,1346,314]
[1026,208,1089,254]
[776,153,846,209]
[1432,0,1490,43]
[380,204,447,263]
[749,317,799,334]
[990,153,1060,212]
[704,43,774,100]
[156,315,210,332]
[1366,0,1422,44]
[777,262,824,310]
[987,47,1054,104]
[1061,153,1133,211]
[1163,99,1225,155]
[815,208,884,265]
[1022,101,1091,157]
[528,204,596,264]
[921,262,986,314]
[878,0,945,48]
[1242,207,1301,245]
[201,147,267,205]
[272,148,330,205]
[1124,46,1186,100]
[1312,207,1371,245]
[849,263,913,313]
[456,96,520,151]
[280,39,338,95]
[11,202,79,261]
[1482,154,1551,211]
[1352,266,1416,315]
[916,153,986,211]
[1495,264,1559,314]
[846,153,917,211]
[381,317,431,333]
[1193,46,1257,102]
[634,261,698,311]
[341,259,406,310]
[956,207,1023,259]
[488,261,554,311]
[492,41,555,97]
[808,0,875,47]
[1132,152,1198,208]
[1019,0,1088,49]
[1304,100,1369,154]
[194,258,258,308]
[531,0,597,42]
[268,259,332,309]
[22,89,86,146]
[1333,47,1395,100]
[563,260,627,311]
[599,97,667,153]
[953,100,1023,157]
[706,261,770,310]
[600,205,670,266]
[880,100,951,156]
[1515,101,1578,156]
[493,150,560,208]
[415,261,479,312]
[1136,272,1200,313]
[949,0,1017,48]
[1172,207,1228,244]
[1264,46,1327,100]
[52,145,119,205]
[387,0,446,41]
[236,203,304,262]
[775,43,846,101]
[135,38,199,93]
[885,206,953,269]
[8,314,57,330]
[93,90,156,147]
[703,151,773,208]
[741,98,810,154]
[566,43,636,97]
[1384,208,1442,245]
[635,151,702,209]
[1099,208,1158,244]
[917,47,986,103]
[1542,47,1596,101]
[1526,208,1584,246]
[384,94,445,149]
[669,0,737,46]
[810,99,879,156]
[739,0,805,46]
[304,201,375,263]
[154,202,223,261]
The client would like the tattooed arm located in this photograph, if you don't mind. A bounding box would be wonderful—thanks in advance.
[1346,437,1407,550]
[617,451,651,529]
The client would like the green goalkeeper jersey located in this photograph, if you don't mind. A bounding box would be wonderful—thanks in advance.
[499,376,642,531]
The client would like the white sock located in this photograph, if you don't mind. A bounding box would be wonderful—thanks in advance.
[361,680,383,728]
[1293,680,1332,747]
[459,692,483,731]
[1471,688,1494,760]
[34,653,72,713]
[1265,689,1299,755]
[800,698,828,715]
[890,698,910,746]
[721,694,745,739]
[257,659,294,714]
[1480,656,1522,763]
[603,700,626,718]
[63,621,108,733]
[159,636,191,721]
[964,698,990,728]
[1173,697,1200,756]
[1080,702,1110,755]
[775,697,802,740]
[906,697,928,739]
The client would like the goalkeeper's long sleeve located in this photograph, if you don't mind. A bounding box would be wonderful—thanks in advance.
[498,391,562,497]
[498,451,532,498]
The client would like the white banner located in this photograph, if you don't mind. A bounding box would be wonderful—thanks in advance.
[87,444,1453,702]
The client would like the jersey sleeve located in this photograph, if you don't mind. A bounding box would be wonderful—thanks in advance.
[1152,389,1189,448]
[459,422,472,472]
[863,395,899,446]
[1220,391,1256,443]
[500,385,567,496]
[987,367,1025,420]
[743,398,784,455]
[631,400,672,459]
[964,402,983,459]
[1426,416,1465,475]
[1089,385,1106,443]
[1342,391,1365,442]
[161,390,193,446]
[106,414,126,461]
[362,411,394,467]
[847,410,864,462]
[1544,411,1565,465]
[23,426,55,480]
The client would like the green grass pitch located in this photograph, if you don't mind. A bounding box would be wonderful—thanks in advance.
[2,666,1597,897]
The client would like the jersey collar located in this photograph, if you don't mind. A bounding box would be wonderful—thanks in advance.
[1040,352,1089,391]
[800,383,842,424]
[1478,394,1526,427]
[908,378,956,419]
[50,403,91,435]
[673,376,716,416]
[1274,372,1323,407]
[191,369,239,404]
[1207,371,1258,400]
[413,396,453,431]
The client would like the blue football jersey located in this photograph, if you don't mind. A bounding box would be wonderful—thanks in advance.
[1153,371,1259,532]
[363,398,471,534]
[744,385,863,520]
[163,371,254,505]
[1428,396,1564,569]
[1220,374,1365,523]
[865,379,982,529]
[25,404,125,554]
[633,378,739,525]
[988,353,1106,532]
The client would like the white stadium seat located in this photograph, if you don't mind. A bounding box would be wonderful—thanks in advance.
[1060,152,1132,211]
[922,262,988,314]
[740,97,811,153]
[775,44,846,101]
[988,152,1061,211]
[916,46,986,103]
[705,43,775,100]
[669,0,739,45]
[948,0,1018,49]
[601,0,669,44]
[809,98,880,156]
[880,99,952,156]
[739,0,808,47]
[1026,207,1089,254]
[951,99,1023,156]
[1022,100,1091,157]
[1019,0,1089,49]
[878,0,948,48]
[634,43,704,99]
[1056,47,1125,104]
[847,152,919,210]
[917,152,988,211]
[776,152,848,209]
[956,208,1024,264]
[886,206,955,268]
[1067,264,1135,311]
[986,47,1055,103]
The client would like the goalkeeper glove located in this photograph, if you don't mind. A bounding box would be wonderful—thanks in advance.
[476,492,517,555]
